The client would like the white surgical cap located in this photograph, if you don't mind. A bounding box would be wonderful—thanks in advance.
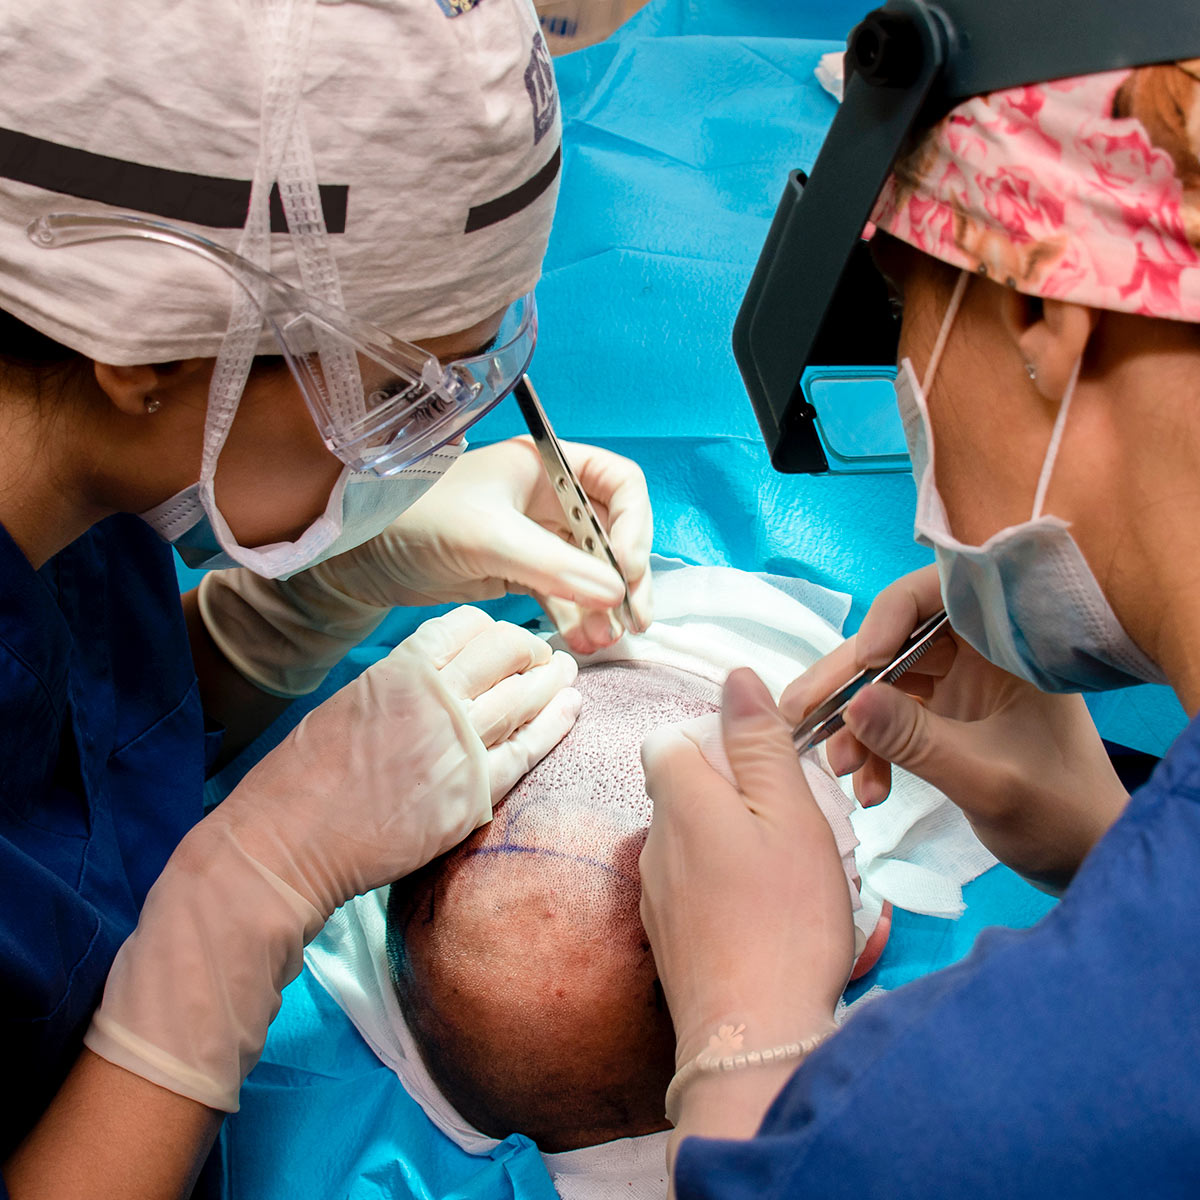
[0,0,560,363]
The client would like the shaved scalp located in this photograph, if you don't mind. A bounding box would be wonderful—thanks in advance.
[387,660,720,1151]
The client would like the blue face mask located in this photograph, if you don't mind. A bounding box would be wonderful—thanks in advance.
[141,443,463,579]
[895,271,1165,694]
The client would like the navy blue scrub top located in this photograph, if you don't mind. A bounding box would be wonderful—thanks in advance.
[0,514,219,1160]
[677,713,1200,1197]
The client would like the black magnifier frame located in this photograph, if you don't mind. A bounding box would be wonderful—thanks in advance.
[734,0,1200,474]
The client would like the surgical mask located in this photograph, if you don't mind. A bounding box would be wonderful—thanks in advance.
[141,443,463,578]
[896,270,1165,693]
[54,0,529,582]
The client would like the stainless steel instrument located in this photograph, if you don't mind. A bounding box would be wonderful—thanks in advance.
[791,610,950,755]
[513,374,641,634]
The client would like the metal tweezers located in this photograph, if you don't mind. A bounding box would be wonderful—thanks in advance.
[513,374,642,634]
[791,610,950,755]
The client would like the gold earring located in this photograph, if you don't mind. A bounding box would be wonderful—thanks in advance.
[145,397,162,414]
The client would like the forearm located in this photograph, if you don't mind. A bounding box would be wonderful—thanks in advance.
[8,817,326,1196]
[988,764,1129,896]
[182,588,292,765]
[4,1050,222,1200]
[667,1065,795,1172]
[665,1012,839,1191]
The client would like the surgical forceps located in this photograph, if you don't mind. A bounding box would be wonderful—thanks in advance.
[792,610,950,755]
[513,375,643,634]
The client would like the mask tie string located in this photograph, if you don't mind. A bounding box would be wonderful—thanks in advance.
[1031,356,1082,520]
[920,269,970,397]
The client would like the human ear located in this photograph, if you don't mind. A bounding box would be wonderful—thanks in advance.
[93,358,211,417]
[998,289,1100,400]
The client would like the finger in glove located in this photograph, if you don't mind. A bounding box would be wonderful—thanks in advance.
[403,604,498,668]
[468,649,579,746]
[565,442,653,583]
[440,619,553,701]
[539,595,618,656]
[487,686,583,803]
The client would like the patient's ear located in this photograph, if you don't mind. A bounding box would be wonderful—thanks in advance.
[92,358,210,416]
[997,289,1099,400]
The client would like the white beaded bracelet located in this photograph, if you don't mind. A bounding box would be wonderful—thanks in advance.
[664,1024,834,1125]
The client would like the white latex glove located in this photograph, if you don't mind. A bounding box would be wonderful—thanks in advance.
[640,668,854,1081]
[780,565,1129,893]
[85,607,581,1112]
[198,437,654,696]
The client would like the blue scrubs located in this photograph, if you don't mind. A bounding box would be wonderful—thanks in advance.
[0,515,217,1162]
[677,716,1200,1197]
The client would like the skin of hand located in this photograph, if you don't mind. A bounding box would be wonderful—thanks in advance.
[305,436,654,656]
[639,668,853,1163]
[4,1052,221,1200]
[780,566,1129,894]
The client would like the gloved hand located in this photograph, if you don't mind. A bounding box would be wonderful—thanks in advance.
[86,606,580,1112]
[780,565,1129,892]
[639,668,854,1078]
[198,437,654,696]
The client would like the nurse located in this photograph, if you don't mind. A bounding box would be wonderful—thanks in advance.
[0,1,650,1195]
[640,3,1200,1195]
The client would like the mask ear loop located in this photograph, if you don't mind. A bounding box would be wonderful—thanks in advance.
[1031,356,1082,520]
[920,269,971,397]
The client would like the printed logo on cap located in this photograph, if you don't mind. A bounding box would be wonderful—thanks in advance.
[435,0,486,15]
[525,34,558,146]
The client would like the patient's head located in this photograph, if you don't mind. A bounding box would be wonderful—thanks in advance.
[386,660,720,1152]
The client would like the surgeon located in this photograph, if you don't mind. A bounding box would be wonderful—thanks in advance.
[638,3,1200,1195]
[0,1,652,1196]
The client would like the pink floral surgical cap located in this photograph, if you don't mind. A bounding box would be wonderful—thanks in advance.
[871,59,1200,322]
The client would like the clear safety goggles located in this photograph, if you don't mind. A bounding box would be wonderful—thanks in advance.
[27,212,537,476]
[733,0,1199,474]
